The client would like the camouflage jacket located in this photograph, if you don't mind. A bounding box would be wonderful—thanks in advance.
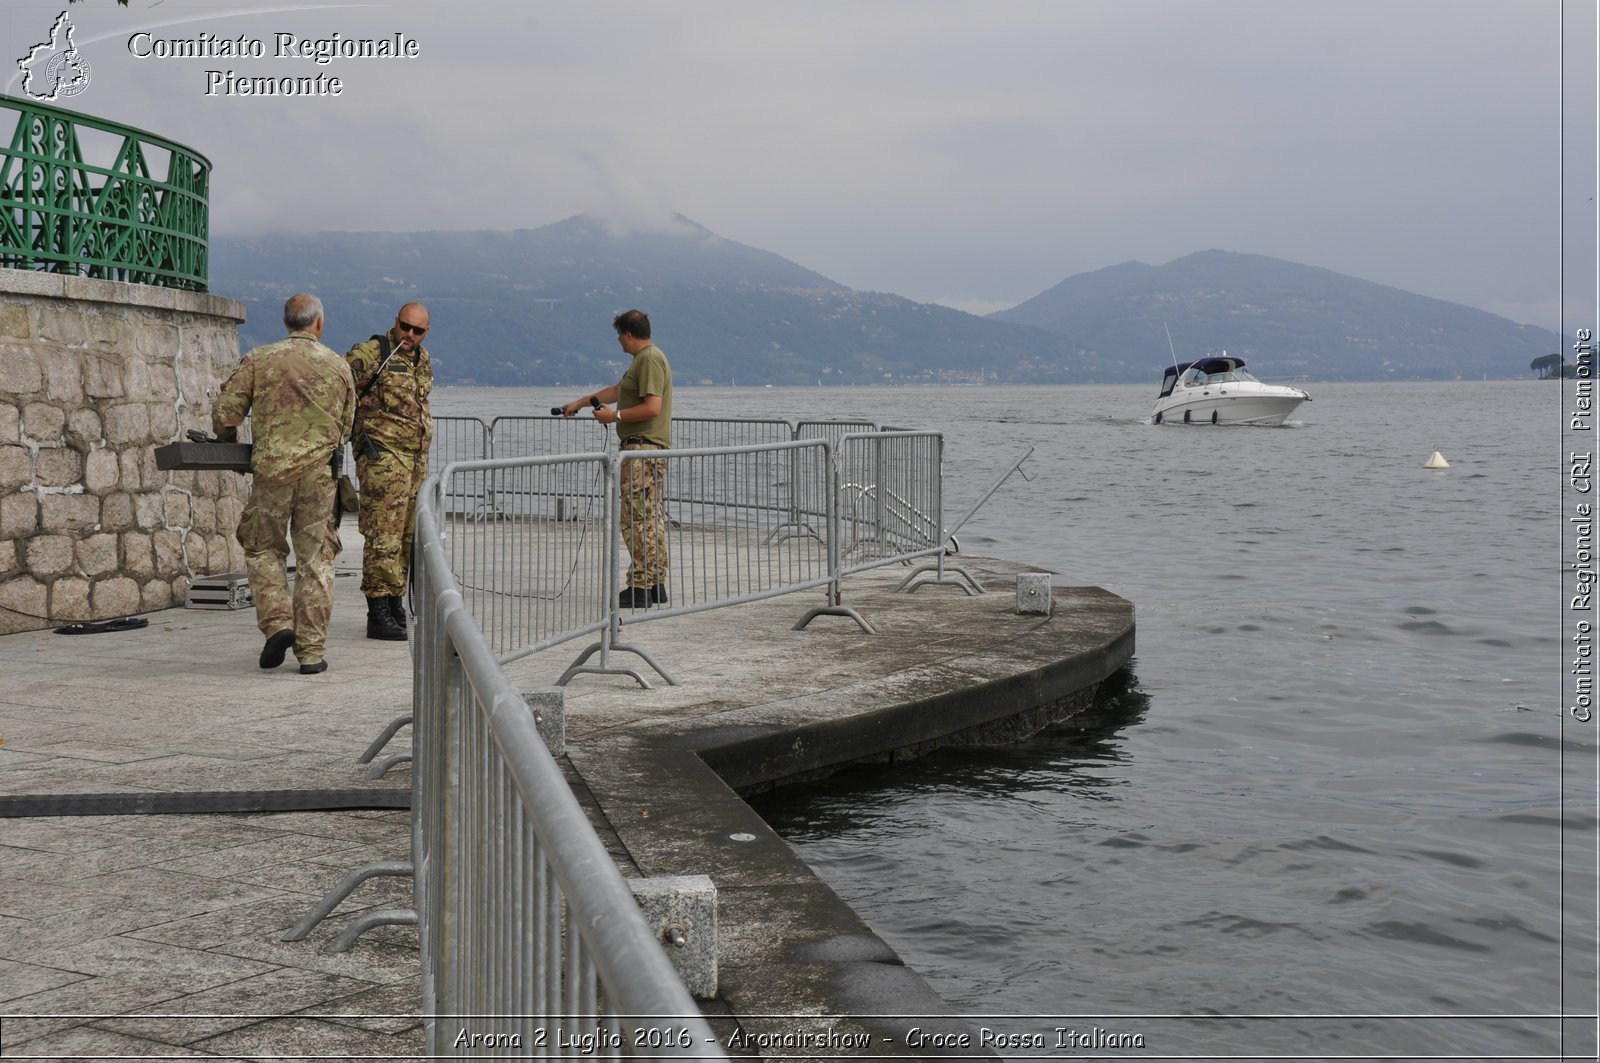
[345,333,433,454]
[212,331,355,485]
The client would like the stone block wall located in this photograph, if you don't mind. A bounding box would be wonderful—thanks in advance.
[0,271,248,634]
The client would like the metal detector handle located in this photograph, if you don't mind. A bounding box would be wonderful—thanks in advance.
[550,396,604,417]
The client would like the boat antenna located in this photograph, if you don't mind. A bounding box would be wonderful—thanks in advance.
[1163,322,1180,369]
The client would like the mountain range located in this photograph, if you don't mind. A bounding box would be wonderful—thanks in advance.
[990,250,1558,381]
[209,216,1559,386]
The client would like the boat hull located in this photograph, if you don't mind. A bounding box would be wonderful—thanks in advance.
[1151,388,1308,426]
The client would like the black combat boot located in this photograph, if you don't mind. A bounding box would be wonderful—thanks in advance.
[366,595,406,641]
[386,594,408,629]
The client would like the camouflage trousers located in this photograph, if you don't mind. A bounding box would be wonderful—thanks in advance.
[620,445,668,589]
[236,468,339,664]
[356,445,427,598]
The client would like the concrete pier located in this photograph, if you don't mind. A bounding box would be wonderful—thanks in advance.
[0,533,1133,1058]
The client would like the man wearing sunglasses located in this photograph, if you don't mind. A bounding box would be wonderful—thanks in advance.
[344,303,434,640]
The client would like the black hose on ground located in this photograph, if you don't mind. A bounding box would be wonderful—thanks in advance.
[0,788,411,817]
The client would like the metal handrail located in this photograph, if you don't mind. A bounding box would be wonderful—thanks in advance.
[0,94,211,290]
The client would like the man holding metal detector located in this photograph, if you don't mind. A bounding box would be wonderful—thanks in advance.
[345,302,434,640]
[213,293,355,674]
[559,309,673,608]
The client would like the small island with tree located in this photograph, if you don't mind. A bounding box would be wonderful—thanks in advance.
[1532,352,1593,379]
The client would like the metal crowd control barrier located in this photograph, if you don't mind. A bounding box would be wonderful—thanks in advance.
[429,416,491,516]
[561,439,869,688]
[792,420,875,541]
[666,419,813,540]
[829,429,987,595]
[835,430,944,567]
[670,416,792,450]
[289,417,1051,1056]
[295,455,617,946]
[417,428,967,690]
[486,415,613,520]
[352,416,881,763]
[795,419,877,447]
[412,496,724,1059]
[435,454,613,661]
[303,419,999,986]
[446,416,889,525]
[344,416,491,779]
[490,414,613,460]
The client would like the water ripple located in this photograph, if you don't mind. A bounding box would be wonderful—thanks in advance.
[709,382,1571,1042]
[1363,920,1490,953]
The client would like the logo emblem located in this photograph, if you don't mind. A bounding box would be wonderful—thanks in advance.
[17,12,93,101]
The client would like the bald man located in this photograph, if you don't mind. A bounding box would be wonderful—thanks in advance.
[345,302,434,640]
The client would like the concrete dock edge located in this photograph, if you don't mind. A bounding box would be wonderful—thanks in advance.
[0,545,1132,1059]
[544,560,1135,1054]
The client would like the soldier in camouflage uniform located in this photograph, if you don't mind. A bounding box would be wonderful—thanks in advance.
[561,309,672,608]
[213,294,355,674]
[345,303,434,640]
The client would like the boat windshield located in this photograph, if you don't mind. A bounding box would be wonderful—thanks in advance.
[1181,366,1260,386]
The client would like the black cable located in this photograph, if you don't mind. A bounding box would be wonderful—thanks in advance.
[0,788,411,818]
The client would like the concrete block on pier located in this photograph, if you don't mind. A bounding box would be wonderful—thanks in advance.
[521,687,566,755]
[629,875,717,998]
[1016,572,1052,615]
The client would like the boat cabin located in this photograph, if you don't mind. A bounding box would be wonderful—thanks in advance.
[1157,355,1253,397]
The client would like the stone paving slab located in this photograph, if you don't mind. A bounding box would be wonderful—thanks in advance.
[0,528,1132,1060]
[0,533,424,1059]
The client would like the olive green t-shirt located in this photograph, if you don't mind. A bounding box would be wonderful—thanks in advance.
[618,343,672,447]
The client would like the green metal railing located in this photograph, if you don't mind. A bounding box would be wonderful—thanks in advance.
[0,94,210,291]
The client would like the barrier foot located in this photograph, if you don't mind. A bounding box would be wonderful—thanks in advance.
[281,859,414,941]
[325,907,418,954]
[614,641,677,686]
[794,604,876,634]
[557,641,677,688]
[367,753,413,779]
[357,714,412,764]
[764,521,821,546]
[561,663,652,688]
[896,563,984,596]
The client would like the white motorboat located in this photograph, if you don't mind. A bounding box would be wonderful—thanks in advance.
[1151,353,1311,426]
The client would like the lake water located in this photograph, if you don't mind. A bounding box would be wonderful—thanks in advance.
[434,381,1596,1060]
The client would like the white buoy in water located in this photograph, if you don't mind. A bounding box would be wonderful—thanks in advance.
[1424,450,1450,469]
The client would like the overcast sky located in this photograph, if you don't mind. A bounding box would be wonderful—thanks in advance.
[5,0,1595,329]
